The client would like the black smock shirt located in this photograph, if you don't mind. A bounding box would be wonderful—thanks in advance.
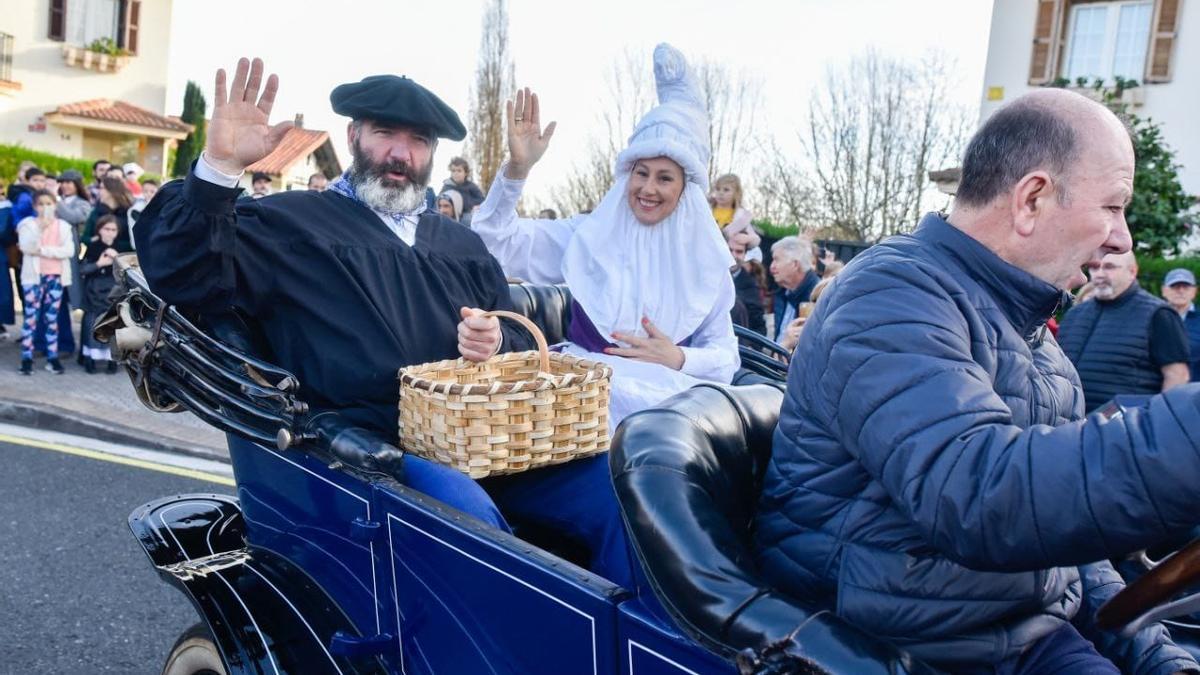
[136,170,531,435]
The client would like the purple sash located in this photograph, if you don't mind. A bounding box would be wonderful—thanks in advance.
[565,301,693,352]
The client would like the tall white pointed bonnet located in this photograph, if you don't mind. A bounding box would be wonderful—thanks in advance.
[614,43,711,191]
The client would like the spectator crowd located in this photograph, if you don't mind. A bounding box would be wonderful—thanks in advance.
[3,149,1198,404]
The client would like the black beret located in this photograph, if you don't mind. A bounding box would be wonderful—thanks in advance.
[330,75,466,141]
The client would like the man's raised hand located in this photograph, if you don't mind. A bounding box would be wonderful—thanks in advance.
[205,57,293,176]
[503,87,556,181]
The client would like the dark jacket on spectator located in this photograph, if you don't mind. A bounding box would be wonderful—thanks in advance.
[1058,283,1182,411]
[442,177,484,214]
[771,269,819,336]
[83,204,133,252]
[731,267,766,335]
[755,213,1198,675]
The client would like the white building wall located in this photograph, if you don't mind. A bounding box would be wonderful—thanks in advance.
[0,0,174,160]
[980,0,1200,194]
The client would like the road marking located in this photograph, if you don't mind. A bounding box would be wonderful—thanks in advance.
[0,423,234,486]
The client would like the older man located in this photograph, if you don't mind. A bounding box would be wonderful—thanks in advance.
[1059,251,1190,409]
[768,235,819,339]
[755,88,1200,674]
[1161,268,1200,381]
[138,57,529,513]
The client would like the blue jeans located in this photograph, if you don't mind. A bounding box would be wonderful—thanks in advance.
[958,624,1119,675]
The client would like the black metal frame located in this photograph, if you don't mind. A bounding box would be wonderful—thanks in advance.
[734,325,790,382]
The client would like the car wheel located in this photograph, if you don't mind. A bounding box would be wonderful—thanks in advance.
[161,622,227,675]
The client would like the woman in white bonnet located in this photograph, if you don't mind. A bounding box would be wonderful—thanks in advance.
[473,43,740,429]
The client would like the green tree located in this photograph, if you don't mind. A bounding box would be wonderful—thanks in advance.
[172,81,207,177]
[1127,114,1195,257]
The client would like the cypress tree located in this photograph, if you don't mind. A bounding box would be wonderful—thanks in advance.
[172,81,207,177]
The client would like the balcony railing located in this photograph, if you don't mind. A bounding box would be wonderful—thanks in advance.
[0,32,13,83]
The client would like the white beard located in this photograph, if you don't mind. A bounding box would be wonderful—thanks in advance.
[353,174,425,213]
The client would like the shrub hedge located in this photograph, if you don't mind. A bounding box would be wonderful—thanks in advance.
[1137,255,1200,297]
[0,144,162,187]
[0,144,94,185]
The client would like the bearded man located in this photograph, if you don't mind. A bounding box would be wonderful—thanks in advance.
[136,59,533,526]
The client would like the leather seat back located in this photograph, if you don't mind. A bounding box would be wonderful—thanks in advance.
[507,283,573,345]
[611,384,932,673]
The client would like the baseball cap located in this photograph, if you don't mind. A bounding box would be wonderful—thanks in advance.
[1164,268,1196,287]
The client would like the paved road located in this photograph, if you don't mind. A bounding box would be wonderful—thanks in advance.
[0,429,233,674]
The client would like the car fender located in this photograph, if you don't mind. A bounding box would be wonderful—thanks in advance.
[129,493,387,674]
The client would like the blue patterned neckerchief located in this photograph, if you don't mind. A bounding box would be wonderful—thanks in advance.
[328,171,427,223]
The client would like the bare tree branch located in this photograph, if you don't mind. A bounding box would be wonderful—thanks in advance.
[549,49,763,215]
[466,0,515,191]
[798,50,969,241]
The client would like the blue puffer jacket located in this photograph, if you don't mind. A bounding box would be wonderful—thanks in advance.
[755,214,1200,674]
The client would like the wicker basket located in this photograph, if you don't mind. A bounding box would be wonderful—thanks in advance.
[398,311,612,478]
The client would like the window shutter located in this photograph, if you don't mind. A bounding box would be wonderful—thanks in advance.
[48,0,67,41]
[1145,0,1181,82]
[124,0,140,55]
[1028,0,1065,85]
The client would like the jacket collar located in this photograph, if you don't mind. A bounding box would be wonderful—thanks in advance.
[913,213,1069,339]
[778,269,820,304]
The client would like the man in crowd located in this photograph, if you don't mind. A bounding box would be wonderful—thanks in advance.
[1058,250,1190,410]
[250,172,272,198]
[88,159,111,203]
[727,231,766,335]
[1161,267,1200,381]
[307,172,328,191]
[755,88,1200,674]
[768,235,819,340]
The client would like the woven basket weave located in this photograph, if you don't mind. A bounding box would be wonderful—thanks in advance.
[398,310,612,478]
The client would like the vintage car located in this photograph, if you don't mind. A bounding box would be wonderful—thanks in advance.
[102,261,1200,675]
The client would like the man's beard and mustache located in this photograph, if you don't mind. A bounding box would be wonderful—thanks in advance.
[348,139,433,213]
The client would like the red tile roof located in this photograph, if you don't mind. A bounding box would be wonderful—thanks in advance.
[47,99,193,134]
[246,127,332,176]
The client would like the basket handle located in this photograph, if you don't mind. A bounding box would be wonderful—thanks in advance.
[479,310,551,373]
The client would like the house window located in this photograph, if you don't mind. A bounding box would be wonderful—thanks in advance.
[48,0,141,55]
[1062,1,1154,82]
[1027,0,1181,86]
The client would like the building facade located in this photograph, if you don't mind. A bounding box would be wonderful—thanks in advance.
[980,0,1196,192]
[0,0,186,176]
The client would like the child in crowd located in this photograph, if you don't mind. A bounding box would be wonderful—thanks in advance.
[79,215,121,373]
[437,189,464,222]
[17,190,75,374]
[442,157,484,223]
[709,173,762,261]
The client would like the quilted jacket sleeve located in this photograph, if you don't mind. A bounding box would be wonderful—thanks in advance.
[1074,561,1198,675]
[816,261,1200,572]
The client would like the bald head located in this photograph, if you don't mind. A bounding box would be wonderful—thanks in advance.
[956,88,1130,208]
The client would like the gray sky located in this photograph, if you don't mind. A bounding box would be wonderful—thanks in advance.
[166,0,995,201]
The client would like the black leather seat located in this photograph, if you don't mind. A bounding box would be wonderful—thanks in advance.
[507,283,573,345]
[611,384,934,674]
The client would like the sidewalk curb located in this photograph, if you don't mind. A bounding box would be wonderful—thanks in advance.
[0,399,229,463]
